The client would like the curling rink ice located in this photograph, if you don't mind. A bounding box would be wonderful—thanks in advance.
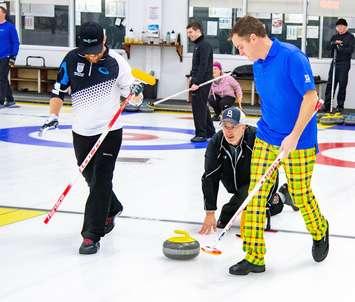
[1,103,355,302]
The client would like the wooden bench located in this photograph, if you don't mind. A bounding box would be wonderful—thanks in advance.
[9,56,58,94]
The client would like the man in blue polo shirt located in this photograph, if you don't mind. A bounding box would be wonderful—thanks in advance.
[0,6,19,108]
[226,16,329,275]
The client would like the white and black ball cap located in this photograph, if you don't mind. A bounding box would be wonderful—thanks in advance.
[221,106,246,125]
[78,22,104,55]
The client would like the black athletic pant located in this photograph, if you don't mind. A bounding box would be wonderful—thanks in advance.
[73,128,123,242]
[324,61,351,111]
[218,176,279,224]
[191,84,215,138]
[208,94,235,116]
[0,58,14,105]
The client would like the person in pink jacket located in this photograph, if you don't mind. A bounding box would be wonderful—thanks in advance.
[208,61,243,121]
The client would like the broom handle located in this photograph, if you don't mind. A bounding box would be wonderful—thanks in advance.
[330,48,337,114]
[153,73,232,106]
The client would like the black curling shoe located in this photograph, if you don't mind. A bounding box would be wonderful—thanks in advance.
[312,220,329,262]
[190,136,207,143]
[229,259,265,275]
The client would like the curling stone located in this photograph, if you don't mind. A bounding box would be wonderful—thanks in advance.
[124,103,140,112]
[163,230,200,260]
[319,112,344,125]
[138,100,155,113]
[344,114,355,125]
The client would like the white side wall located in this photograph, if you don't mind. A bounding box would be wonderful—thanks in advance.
[15,0,355,109]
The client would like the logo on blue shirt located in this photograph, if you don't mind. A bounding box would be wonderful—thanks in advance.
[304,74,311,83]
[98,67,110,75]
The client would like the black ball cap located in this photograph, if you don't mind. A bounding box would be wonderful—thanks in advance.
[78,22,104,55]
[336,18,347,27]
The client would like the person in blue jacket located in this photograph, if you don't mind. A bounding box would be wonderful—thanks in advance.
[0,6,19,108]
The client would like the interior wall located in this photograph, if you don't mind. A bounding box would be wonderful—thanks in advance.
[14,0,355,109]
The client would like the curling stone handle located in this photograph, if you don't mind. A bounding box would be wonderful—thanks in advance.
[174,230,192,240]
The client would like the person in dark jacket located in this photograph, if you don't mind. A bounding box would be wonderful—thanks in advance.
[186,21,215,142]
[0,6,19,108]
[323,18,355,113]
[199,107,296,234]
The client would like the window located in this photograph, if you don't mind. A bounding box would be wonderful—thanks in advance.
[188,0,355,59]
[306,16,320,58]
[20,0,69,47]
[188,1,243,54]
[75,0,126,50]
[188,0,305,55]
[248,12,303,50]
[247,0,303,50]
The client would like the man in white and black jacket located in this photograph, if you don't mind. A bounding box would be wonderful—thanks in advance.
[41,22,143,255]
[199,107,296,234]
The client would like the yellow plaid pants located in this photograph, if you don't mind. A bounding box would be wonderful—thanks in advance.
[241,138,328,265]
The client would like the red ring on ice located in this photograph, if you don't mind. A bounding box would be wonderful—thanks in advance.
[123,132,159,141]
[317,142,355,168]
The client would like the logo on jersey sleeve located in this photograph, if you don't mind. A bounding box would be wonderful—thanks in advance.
[304,74,311,83]
[98,67,110,75]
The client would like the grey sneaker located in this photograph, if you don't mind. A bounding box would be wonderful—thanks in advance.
[4,100,16,107]
[79,238,100,255]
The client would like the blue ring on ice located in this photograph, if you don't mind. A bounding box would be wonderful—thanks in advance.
[0,125,208,150]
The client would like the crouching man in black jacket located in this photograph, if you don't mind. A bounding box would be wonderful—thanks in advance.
[199,107,296,234]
